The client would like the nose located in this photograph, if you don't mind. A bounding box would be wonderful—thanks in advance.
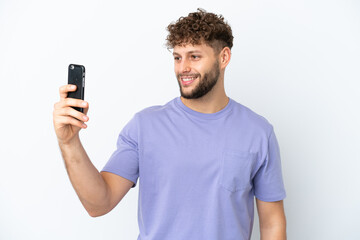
[179,59,191,73]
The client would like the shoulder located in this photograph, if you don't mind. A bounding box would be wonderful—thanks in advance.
[231,98,274,136]
[134,98,176,120]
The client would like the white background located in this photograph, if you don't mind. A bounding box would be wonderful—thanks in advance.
[0,0,359,239]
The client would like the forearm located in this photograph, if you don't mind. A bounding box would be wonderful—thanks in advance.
[59,136,110,216]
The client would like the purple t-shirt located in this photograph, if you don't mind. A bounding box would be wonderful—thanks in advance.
[102,96,286,240]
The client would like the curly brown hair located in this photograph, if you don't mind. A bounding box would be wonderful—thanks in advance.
[166,8,233,54]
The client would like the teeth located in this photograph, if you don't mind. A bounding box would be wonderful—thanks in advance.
[182,76,197,81]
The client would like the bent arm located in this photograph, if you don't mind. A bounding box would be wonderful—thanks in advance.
[256,198,287,240]
[54,85,134,217]
[59,137,133,217]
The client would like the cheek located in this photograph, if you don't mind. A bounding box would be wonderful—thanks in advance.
[194,61,210,73]
[174,64,180,74]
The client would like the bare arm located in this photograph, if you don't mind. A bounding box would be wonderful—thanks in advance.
[53,84,133,217]
[256,198,287,240]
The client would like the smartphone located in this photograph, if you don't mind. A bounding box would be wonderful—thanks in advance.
[67,64,85,113]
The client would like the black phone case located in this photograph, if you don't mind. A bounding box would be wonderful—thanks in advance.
[67,64,85,113]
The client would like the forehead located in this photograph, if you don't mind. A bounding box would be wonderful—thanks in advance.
[172,43,214,55]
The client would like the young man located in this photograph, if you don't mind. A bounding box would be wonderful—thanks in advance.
[53,9,286,240]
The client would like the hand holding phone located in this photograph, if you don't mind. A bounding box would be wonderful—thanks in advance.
[53,64,88,145]
[67,64,85,113]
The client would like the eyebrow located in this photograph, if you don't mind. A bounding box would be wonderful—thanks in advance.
[173,50,202,56]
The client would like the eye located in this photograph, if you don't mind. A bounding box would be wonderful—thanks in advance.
[174,56,181,61]
[191,55,200,60]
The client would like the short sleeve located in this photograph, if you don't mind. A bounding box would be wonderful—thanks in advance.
[253,127,286,201]
[101,113,140,188]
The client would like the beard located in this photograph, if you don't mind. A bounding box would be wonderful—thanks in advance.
[177,60,220,99]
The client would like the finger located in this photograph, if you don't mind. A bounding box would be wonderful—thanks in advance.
[83,104,89,115]
[56,107,89,123]
[53,108,88,129]
[59,84,77,100]
[57,116,87,129]
[57,98,88,110]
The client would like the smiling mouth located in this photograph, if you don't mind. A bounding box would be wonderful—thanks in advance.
[180,75,199,86]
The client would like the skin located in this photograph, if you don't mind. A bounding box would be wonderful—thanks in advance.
[173,43,230,114]
[175,52,220,100]
[53,85,133,217]
[53,42,286,239]
[257,198,287,240]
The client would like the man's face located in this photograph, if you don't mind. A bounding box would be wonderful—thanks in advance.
[173,43,220,99]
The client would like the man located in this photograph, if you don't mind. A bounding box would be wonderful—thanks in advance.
[53,8,286,240]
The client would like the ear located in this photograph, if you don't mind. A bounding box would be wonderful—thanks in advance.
[219,47,231,70]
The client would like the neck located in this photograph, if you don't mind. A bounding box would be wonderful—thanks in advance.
[180,76,229,114]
